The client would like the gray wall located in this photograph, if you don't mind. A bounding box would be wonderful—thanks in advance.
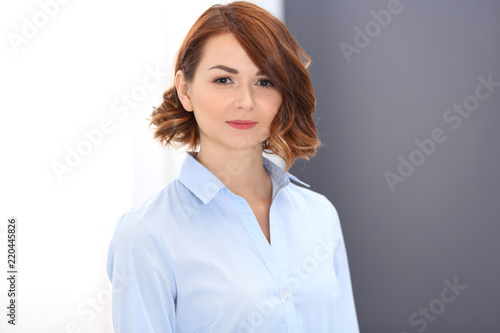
[285,1,500,332]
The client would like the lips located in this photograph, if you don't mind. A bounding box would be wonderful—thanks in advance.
[226,120,257,129]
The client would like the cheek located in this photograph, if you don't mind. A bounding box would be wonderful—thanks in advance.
[193,90,229,114]
[192,97,233,137]
[265,94,283,122]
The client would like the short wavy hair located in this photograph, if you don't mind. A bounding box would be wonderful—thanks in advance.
[149,1,321,171]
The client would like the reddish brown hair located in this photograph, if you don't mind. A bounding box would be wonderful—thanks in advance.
[149,1,321,171]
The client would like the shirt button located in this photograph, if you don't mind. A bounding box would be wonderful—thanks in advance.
[283,291,292,300]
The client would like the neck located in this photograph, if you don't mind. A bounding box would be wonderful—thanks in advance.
[195,145,272,203]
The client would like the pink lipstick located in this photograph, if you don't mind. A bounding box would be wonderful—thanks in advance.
[226,120,257,129]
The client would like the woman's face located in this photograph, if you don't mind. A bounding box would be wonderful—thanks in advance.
[177,33,283,154]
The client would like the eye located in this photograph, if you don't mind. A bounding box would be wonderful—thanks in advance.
[214,77,232,85]
[257,78,274,88]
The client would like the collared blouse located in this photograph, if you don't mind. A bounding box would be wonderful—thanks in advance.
[107,152,359,332]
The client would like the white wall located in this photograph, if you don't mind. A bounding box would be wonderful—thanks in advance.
[0,0,282,332]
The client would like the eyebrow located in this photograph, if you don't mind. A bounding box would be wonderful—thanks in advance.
[208,65,265,76]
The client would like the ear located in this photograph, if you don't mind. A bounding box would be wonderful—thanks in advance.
[175,70,193,112]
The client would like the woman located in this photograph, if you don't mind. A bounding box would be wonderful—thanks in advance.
[107,1,359,332]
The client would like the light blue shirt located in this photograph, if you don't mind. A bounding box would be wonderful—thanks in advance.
[106,152,359,332]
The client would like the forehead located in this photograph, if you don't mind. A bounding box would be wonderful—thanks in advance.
[198,33,258,70]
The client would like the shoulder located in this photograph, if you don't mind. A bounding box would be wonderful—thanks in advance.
[118,178,192,231]
[108,209,166,263]
[108,179,189,254]
[107,182,183,278]
[285,181,339,216]
[282,181,343,237]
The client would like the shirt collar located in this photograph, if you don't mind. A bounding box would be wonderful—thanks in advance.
[177,152,309,205]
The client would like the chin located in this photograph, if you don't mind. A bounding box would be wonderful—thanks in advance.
[225,138,264,151]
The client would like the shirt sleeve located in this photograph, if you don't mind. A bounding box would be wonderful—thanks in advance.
[106,212,177,332]
[330,203,360,332]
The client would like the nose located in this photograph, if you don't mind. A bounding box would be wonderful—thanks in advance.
[233,83,255,111]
